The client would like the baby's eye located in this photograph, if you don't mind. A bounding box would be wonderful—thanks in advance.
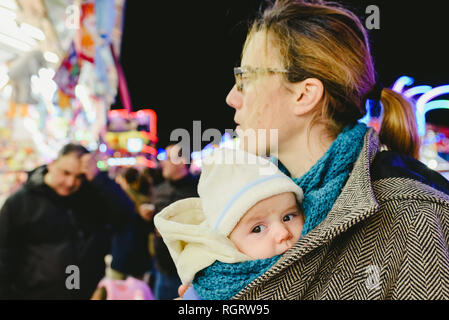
[251,225,266,233]
[283,213,297,222]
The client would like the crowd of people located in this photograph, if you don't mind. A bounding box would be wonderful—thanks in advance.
[0,142,197,300]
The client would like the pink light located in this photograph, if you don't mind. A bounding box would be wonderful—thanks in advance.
[141,145,157,156]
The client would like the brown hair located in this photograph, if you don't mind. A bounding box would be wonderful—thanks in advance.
[57,143,89,159]
[245,0,420,158]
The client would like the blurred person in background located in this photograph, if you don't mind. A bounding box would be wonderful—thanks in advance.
[143,166,165,188]
[111,167,153,279]
[90,166,157,300]
[151,144,199,300]
[115,167,155,222]
[140,165,165,289]
[0,143,136,299]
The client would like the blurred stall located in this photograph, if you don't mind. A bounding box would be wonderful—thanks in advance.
[0,0,128,206]
[98,108,158,176]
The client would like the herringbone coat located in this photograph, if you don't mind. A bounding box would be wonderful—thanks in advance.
[233,129,449,300]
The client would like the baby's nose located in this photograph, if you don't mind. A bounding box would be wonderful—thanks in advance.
[275,225,292,243]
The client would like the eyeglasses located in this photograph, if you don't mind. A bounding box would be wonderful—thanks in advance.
[233,66,289,92]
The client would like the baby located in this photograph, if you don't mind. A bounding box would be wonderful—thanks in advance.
[154,148,304,300]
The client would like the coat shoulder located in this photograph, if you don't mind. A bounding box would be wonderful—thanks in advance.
[371,151,449,203]
[1,185,29,213]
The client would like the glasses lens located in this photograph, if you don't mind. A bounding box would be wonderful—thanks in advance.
[235,73,243,91]
[234,67,244,91]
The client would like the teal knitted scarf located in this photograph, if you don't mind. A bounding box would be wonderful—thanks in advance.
[192,123,368,300]
[192,255,280,300]
[291,123,368,235]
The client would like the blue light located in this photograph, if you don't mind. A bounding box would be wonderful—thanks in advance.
[219,132,236,149]
[107,157,137,166]
[221,132,232,143]
[202,143,215,158]
[392,76,414,93]
[404,85,432,99]
[424,100,449,113]
[99,143,107,153]
[416,85,449,136]
[191,151,202,160]
[157,149,167,161]
[359,99,383,126]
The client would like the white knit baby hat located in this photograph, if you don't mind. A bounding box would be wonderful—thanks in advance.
[198,147,304,237]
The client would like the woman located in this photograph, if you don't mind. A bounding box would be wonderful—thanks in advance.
[224,0,449,299]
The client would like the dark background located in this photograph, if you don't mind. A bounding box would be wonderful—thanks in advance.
[115,0,449,150]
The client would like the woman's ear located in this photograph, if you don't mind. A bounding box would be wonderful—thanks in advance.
[291,78,324,116]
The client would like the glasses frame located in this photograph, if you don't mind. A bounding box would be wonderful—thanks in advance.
[234,66,289,92]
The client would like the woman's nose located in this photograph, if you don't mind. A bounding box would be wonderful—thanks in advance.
[226,85,242,110]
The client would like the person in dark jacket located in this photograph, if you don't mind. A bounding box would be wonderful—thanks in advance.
[0,143,136,299]
[151,144,199,300]
[112,167,153,278]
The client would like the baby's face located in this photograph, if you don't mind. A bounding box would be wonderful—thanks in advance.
[229,192,304,260]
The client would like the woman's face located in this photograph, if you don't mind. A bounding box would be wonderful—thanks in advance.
[226,31,297,156]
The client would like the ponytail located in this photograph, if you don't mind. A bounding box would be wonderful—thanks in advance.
[378,88,420,159]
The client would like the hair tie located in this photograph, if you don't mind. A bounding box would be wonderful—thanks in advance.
[366,82,384,101]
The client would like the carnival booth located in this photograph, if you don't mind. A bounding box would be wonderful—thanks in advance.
[99,108,158,173]
[0,0,127,206]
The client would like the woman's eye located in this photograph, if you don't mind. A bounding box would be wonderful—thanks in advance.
[283,213,296,222]
[251,225,266,233]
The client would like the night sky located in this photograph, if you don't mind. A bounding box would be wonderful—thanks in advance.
[116,0,449,150]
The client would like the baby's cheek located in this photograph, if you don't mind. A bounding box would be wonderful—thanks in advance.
[241,240,258,256]
[288,222,303,245]
[235,239,256,259]
[296,216,305,233]
[249,240,277,260]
